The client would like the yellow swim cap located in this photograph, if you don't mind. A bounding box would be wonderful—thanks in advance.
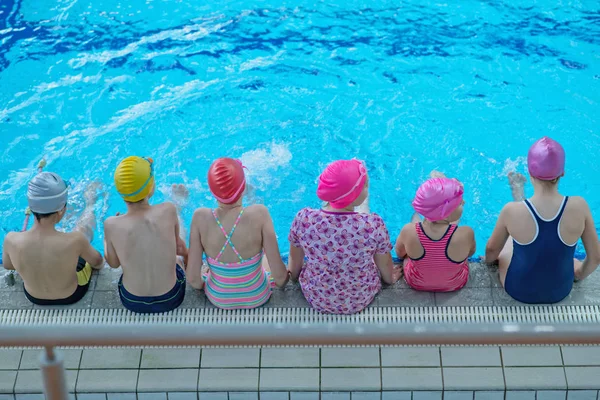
[114,156,155,202]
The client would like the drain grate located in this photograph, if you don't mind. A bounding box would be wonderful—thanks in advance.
[1,305,599,325]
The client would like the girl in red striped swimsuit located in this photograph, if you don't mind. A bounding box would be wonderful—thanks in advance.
[395,175,476,292]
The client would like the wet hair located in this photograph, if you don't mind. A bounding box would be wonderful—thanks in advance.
[32,211,59,222]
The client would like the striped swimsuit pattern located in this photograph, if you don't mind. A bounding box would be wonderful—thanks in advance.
[203,208,273,309]
[403,223,469,292]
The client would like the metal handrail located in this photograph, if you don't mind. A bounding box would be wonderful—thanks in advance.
[3,322,600,400]
[3,322,600,347]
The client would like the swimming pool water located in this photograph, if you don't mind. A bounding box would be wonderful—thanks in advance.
[1,0,599,263]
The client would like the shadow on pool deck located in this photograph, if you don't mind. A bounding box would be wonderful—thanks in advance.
[2,262,600,311]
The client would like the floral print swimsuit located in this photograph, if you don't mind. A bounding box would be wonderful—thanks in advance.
[288,208,393,314]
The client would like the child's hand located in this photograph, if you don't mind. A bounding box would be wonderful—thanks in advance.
[392,264,403,283]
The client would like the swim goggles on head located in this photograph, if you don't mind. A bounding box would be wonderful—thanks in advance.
[119,157,154,198]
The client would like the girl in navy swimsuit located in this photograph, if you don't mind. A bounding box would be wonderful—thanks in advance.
[485,137,600,304]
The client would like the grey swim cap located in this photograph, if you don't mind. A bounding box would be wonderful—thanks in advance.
[27,172,68,214]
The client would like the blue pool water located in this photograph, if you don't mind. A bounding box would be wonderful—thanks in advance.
[1,0,599,264]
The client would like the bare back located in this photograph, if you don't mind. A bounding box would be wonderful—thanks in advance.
[104,203,179,296]
[198,205,264,262]
[5,230,83,299]
[505,195,585,246]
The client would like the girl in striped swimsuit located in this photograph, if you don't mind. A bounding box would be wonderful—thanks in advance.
[395,175,476,292]
[186,158,289,309]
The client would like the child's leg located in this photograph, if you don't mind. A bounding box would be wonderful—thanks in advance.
[75,182,101,242]
[497,239,514,287]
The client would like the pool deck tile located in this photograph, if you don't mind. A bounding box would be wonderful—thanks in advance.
[0,291,33,310]
[196,393,227,400]
[442,367,505,390]
[321,368,380,391]
[0,371,17,394]
[201,349,259,368]
[228,393,259,400]
[90,290,122,309]
[380,346,440,367]
[501,346,564,366]
[198,369,259,392]
[381,393,411,400]
[166,393,198,400]
[443,392,475,400]
[321,393,351,400]
[76,370,139,393]
[350,392,382,400]
[441,346,502,367]
[289,393,319,400]
[257,393,288,400]
[535,391,567,400]
[562,346,600,366]
[465,263,492,288]
[505,391,536,400]
[376,289,435,307]
[137,369,198,392]
[565,367,600,389]
[137,394,168,400]
[567,391,598,400]
[259,368,319,391]
[412,392,442,400]
[435,288,494,307]
[20,349,82,370]
[474,393,504,400]
[80,349,141,369]
[0,351,21,371]
[321,348,379,367]
[504,367,567,390]
[266,287,310,308]
[141,349,201,369]
[381,368,443,391]
[14,369,77,393]
[261,348,319,368]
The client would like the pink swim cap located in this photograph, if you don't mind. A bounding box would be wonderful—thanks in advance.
[527,136,565,181]
[412,178,464,222]
[317,160,367,209]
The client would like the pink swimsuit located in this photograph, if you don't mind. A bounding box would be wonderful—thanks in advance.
[403,223,469,292]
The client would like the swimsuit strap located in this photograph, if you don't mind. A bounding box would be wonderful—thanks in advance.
[212,208,245,262]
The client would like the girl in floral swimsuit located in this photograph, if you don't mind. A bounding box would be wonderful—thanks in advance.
[288,159,399,314]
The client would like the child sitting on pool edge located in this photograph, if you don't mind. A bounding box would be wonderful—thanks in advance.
[2,173,104,305]
[288,159,399,315]
[395,174,475,292]
[104,156,189,314]
[485,137,600,304]
[186,157,289,309]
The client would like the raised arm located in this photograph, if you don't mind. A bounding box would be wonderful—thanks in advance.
[186,210,205,290]
[485,205,510,263]
[575,198,600,281]
[259,206,289,287]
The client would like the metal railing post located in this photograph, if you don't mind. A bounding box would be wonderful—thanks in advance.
[40,346,68,400]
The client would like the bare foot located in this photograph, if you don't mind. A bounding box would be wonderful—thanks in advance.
[171,184,189,207]
[508,172,526,201]
[430,170,446,179]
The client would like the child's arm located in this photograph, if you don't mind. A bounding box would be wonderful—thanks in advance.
[374,252,395,284]
[76,232,104,269]
[574,198,600,280]
[485,205,510,263]
[103,219,121,269]
[186,210,206,290]
[288,245,304,282]
[2,234,15,270]
[259,206,289,287]
[463,226,477,258]
[394,224,411,259]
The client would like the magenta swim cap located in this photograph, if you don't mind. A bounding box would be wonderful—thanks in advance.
[527,136,565,181]
[317,160,367,209]
[412,178,464,222]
